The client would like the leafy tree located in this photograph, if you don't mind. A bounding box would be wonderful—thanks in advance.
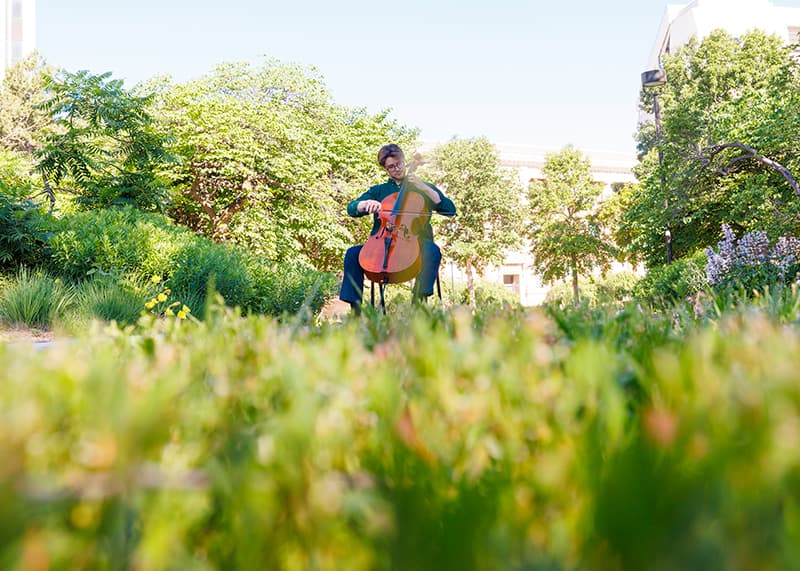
[34,70,172,212]
[422,137,522,306]
[630,30,800,267]
[0,53,53,208]
[0,149,37,199]
[150,61,414,270]
[527,146,615,305]
[0,51,53,154]
[600,181,643,265]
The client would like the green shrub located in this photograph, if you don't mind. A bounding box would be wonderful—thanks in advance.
[597,270,641,301]
[368,277,522,312]
[168,240,253,310]
[74,278,145,326]
[705,225,800,295]
[470,279,522,308]
[0,149,37,198]
[247,261,338,318]
[439,277,522,309]
[46,207,194,281]
[0,194,51,270]
[42,206,337,320]
[545,279,600,307]
[634,249,708,304]
[0,266,76,327]
[546,271,642,308]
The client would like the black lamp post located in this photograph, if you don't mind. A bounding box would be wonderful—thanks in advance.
[641,69,672,264]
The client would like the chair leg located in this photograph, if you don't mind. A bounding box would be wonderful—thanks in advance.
[436,273,442,300]
[379,282,386,314]
[370,280,375,307]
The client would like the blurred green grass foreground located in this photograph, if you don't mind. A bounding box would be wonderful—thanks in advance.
[2,298,800,570]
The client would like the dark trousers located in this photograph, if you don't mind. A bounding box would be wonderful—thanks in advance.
[339,241,442,304]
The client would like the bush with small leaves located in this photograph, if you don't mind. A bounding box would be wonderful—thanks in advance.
[46,207,194,281]
[0,194,51,270]
[634,250,709,304]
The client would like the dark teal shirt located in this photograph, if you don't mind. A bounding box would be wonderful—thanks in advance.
[347,179,456,242]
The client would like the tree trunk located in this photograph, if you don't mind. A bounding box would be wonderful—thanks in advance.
[571,256,579,306]
[466,263,476,308]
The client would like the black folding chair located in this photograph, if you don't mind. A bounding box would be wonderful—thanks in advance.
[369,273,442,314]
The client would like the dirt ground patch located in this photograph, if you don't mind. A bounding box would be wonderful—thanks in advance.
[318,298,350,322]
[0,324,56,343]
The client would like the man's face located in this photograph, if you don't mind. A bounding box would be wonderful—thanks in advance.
[383,156,406,181]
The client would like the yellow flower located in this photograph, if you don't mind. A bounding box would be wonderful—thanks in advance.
[145,300,156,309]
[71,502,99,529]
[54,278,61,284]
[150,275,162,284]
[165,308,174,317]
[157,293,168,303]
[177,310,187,319]
[182,305,191,314]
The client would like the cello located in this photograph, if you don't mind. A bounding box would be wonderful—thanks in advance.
[358,161,431,285]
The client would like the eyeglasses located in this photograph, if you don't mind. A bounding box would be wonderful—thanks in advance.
[384,161,405,172]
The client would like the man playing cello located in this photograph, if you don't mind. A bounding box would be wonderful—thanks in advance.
[339,143,456,313]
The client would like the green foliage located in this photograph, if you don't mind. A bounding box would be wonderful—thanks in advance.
[40,207,339,319]
[247,261,338,319]
[696,281,800,324]
[46,207,194,281]
[0,148,38,199]
[705,224,800,295]
[422,137,523,305]
[74,278,145,326]
[34,70,172,211]
[0,51,53,154]
[359,277,522,314]
[4,298,800,568]
[0,192,50,269]
[631,30,800,266]
[150,61,414,269]
[168,239,253,311]
[528,145,617,304]
[0,266,75,327]
[545,271,641,308]
[443,277,522,309]
[634,249,709,304]
[599,181,642,265]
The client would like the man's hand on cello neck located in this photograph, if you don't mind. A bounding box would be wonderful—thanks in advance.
[406,174,442,205]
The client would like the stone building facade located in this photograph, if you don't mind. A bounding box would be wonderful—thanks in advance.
[0,0,35,79]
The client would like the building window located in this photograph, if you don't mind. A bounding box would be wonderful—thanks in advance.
[503,274,520,295]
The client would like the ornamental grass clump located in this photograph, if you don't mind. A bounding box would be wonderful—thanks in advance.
[75,278,145,326]
[0,266,76,327]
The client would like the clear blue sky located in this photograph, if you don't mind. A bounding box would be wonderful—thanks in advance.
[35,0,800,153]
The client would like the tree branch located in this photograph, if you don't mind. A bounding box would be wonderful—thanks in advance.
[185,165,218,224]
[701,142,800,197]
